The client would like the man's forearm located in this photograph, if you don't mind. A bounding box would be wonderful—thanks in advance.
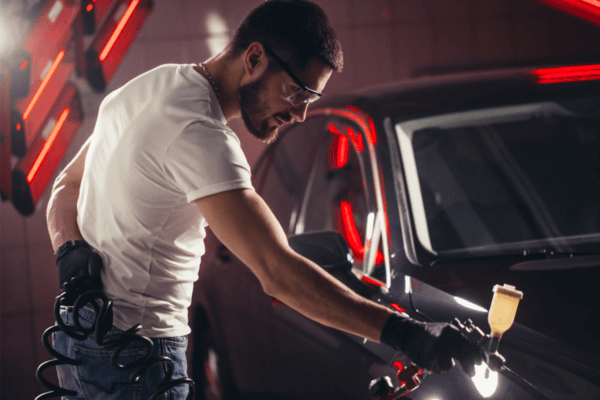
[47,178,84,252]
[266,250,394,343]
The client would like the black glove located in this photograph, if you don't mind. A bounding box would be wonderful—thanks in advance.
[56,241,103,305]
[380,312,483,376]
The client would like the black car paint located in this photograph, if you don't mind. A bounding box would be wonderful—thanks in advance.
[193,68,600,400]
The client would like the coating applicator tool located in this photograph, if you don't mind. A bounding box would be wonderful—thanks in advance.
[485,284,523,371]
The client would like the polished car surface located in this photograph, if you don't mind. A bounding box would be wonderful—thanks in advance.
[193,65,600,400]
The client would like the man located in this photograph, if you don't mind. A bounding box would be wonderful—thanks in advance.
[47,1,482,399]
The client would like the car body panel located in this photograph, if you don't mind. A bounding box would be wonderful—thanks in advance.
[194,66,600,399]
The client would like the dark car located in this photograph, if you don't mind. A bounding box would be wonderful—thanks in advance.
[192,64,600,400]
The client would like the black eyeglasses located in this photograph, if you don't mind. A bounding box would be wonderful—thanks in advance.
[263,44,323,106]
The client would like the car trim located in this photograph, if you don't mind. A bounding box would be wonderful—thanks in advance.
[383,117,420,266]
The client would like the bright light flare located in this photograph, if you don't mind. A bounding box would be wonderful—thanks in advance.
[27,108,70,183]
[99,0,140,62]
[206,12,229,57]
[454,296,488,312]
[471,363,498,398]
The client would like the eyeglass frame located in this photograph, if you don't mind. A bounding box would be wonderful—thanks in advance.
[262,44,324,105]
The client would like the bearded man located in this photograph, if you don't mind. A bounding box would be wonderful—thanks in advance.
[47,1,481,399]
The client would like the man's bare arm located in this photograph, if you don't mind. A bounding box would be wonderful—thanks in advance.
[47,136,92,252]
[195,188,393,342]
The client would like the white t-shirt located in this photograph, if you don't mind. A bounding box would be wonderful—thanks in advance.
[77,64,254,338]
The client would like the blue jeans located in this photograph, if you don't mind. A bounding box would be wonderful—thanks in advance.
[53,306,190,400]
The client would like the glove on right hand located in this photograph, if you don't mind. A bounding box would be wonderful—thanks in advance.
[380,312,483,376]
[56,242,103,305]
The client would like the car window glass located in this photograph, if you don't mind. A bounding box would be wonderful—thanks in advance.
[396,100,600,255]
[255,117,325,233]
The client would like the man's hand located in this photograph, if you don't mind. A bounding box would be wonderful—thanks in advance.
[380,312,483,376]
[56,241,103,305]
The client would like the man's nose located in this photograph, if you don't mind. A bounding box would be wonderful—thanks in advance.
[290,102,309,123]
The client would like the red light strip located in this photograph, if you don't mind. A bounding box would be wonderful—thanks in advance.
[23,50,65,120]
[99,0,140,62]
[27,108,70,183]
[390,303,405,313]
[340,200,385,263]
[393,361,404,371]
[309,108,374,145]
[532,64,600,84]
[341,201,365,259]
[337,135,349,168]
[361,275,386,288]
[328,124,341,135]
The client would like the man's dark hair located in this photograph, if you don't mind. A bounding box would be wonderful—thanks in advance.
[230,0,343,73]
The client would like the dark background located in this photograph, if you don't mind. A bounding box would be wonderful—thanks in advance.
[1,0,599,398]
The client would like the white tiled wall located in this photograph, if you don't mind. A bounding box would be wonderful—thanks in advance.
[1,0,599,397]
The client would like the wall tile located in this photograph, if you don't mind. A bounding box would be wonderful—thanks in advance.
[474,18,514,63]
[223,0,265,33]
[23,201,52,245]
[137,0,186,39]
[391,23,437,80]
[1,201,25,247]
[1,315,37,381]
[507,0,550,17]
[29,240,59,313]
[350,0,391,27]
[348,26,394,89]
[431,0,472,21]
[389,0,433,23]
[1,378,39,400]
[313,0,353,29]
[180,0,227,37]
[471,0,509,18]
[432,20,477,66]
[1,245,32,315]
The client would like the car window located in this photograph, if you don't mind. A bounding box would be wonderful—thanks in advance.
[254,117,325,233]
[297,118,387,276]
[395,99,600,256]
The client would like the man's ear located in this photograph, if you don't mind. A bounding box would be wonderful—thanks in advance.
[244,42,268,77]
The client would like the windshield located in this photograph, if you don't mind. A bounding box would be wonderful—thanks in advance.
[395,98,600,257]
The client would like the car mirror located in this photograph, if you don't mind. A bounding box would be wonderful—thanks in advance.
[287,231,354,272]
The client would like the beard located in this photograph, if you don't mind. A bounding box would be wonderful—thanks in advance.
[238,75,281,144]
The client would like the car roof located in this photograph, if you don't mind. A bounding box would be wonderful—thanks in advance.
[314,65,600,121]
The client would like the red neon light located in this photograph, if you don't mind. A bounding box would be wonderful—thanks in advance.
[367,116,377,145]
[310,108,374,145]
[328,124,341,135]
[393,361,404,371]
[532,64,600,84]
[361,275,386,288]
[337,135,349,168]
[87,4,93,11]
[23,50,65,121]
[341,201,365,259]
[99,0,140,62]
[390,303,405,313]
[27,108,70,183]
[16,123,22,131]
[340,201,384,264]
[20,61,28,70]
